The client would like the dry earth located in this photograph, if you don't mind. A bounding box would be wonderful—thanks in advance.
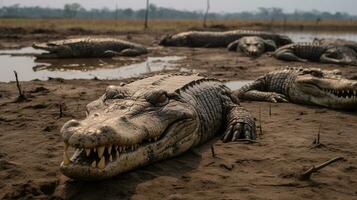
[0,28,357,200]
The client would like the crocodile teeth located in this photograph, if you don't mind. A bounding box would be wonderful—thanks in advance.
[85,149,91,157]
[131,146,134,151]
[108,145,112,153]
[91,160,96,168]
[97,146,105,158]
[98,157,105,169]
[63,151,70,166]
[109,155,113,162]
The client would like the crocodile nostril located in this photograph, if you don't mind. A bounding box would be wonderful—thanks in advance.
[93,113,100,117]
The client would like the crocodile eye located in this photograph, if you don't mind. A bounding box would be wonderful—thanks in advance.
[146,90,169,106]
[105,85,125,100]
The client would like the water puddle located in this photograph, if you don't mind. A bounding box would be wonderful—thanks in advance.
[0,47,186,82]
[225,80,253,90]
[280,31,357,42]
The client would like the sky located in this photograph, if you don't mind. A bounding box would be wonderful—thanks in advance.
[2,0,357,15]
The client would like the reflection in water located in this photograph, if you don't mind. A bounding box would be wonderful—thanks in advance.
[0,47,185,82]
[281,31,357,43]
[33,58,142,72]
[225,80,253,90]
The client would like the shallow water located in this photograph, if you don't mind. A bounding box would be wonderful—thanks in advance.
[225,80,252,90]
[281,31,357,42]
[0,47,185,82]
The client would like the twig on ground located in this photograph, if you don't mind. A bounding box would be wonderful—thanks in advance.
[211,145,215,158]
[259,105,263,135]
[13,71,26,101]
[269,103,272,116]
[299,156,344,180]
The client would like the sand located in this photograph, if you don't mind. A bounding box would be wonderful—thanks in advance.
[0,28,357,200]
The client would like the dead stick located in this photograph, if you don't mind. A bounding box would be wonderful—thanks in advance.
[259,105,263,135]
[210,145,215,158]
[269,103,272,116]
[317,124,321,144]
[59,103,63,118]
[300,156,343,180]
[14,71,25,99]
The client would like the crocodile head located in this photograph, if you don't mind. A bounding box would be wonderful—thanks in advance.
[324,46,357,65]
[238,36,276,57]
[60,83,198,180]
[32,42,72,58]
[159,33,191,47]
[290,68,357,109]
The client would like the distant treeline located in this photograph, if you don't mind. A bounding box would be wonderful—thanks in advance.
[0,3,355,20]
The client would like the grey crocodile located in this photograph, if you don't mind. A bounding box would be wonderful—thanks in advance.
[313,38,357,53]
[227,36,277,57]
[236,67,357,109]
[60,74,256,180]
[273,43,357,66]
[159,30,292,48]
[33,38,148,58]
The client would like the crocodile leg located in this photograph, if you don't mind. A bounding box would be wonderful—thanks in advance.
[320,53,346,64]
[236,80,289,103]
[118,48,146,57]
[274,49,308,62]
[102,50,121,58]
[222,105,256,142]
[103,48,147,57]
[227,40,239,51]
[238,90,288,103]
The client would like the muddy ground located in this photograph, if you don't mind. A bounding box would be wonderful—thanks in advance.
[0,28,357,200]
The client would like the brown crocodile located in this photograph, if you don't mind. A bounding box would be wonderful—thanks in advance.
[33,38,148,59]
[159,30,292,48]
[60,74,256,180]
[273,43,357,66]
[236,67,357,110]
[227,36,277,57]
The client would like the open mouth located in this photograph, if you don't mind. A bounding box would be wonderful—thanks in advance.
[62,135,161,171]
[321,87,357,99]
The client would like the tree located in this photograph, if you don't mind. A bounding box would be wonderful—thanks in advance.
[63,3,83,18]
[144,0,149,29]
[203,0,210,27]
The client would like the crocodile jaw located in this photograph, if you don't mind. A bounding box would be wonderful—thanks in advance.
[293,76,357,109]
[60,119,197,180]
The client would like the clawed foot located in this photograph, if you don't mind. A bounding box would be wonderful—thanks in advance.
[222,119,256,143]
[267,93,288,103]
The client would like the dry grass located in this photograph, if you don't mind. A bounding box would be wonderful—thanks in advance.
[1,18,357,32]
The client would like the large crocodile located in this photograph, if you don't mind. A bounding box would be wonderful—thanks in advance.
[60,74,256,180]
[273,43,357,66]
[236,67,357,109]
[159,30,292,48]
[227,36,277,57]
[33,38,148,59]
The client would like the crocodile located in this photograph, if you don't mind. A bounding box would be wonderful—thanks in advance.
[236,67,357,110]
[227,36,277,57]
[313,38,357,53]
[60,74,256,180]
[159,30,292,48]
[273,43,357,66]
[33,38,148,59]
